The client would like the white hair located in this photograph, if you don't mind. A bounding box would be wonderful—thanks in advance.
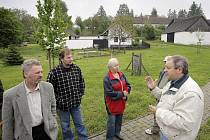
[107,58,119,69]
[22,59,41,77]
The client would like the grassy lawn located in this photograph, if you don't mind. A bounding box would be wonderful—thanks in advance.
[0,41,210,139]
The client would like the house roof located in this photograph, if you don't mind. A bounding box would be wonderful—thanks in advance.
[99,22,132,37]
[163,16,210,33]
[133,16,171,25]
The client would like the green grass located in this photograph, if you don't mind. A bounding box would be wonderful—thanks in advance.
[0,41,210,138]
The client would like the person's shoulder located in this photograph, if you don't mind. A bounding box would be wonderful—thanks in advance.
[40,81,53,87]
[182,77,202,93]
[50,65,61,72]
[4,82,23,97]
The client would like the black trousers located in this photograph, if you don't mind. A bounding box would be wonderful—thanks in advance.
[32,123,51,140]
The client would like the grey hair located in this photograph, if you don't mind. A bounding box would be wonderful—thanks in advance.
[170,55,188,74]
[22,59,41,77]
[107,58,119,69]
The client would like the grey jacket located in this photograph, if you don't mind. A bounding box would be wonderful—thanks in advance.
[2,81,58,140]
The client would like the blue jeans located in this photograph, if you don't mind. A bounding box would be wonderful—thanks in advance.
[106,114,123,140]
[160,131,169,140]
[57,106,88,140]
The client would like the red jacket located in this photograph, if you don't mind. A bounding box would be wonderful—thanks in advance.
[103,71,131,115]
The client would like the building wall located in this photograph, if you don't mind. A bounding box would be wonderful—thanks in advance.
[65,36,98,49]
[109,38,132,48]
[174,32,210,45]
[161,32,210,45]
[161,34,167,42]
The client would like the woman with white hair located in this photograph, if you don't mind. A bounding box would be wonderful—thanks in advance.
[103,58,131,140]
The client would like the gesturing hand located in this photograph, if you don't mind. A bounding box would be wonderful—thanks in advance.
[145,76,156,90]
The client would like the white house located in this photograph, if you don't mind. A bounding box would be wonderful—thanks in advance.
[100,23,132,48]
[161,16,210,45]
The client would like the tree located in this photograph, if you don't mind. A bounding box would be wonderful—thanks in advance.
[0,7,23,48]
[109,15,134,47]
[178,9,187,19]
[116,4,130,16]
[95,5,106,17]
[144,24,156,40]
[188,1,204,17]
[75,16,84,31]
[151,8,158,17]
[36,0,70,69]
[4,46,24,65]
[11,9,37,43]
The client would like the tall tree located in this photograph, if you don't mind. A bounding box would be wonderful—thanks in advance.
[75,16,84,31]
[11,9,37,43]
[36,0,70,69]
[151,8,158,17]
[109,15,134,46]
[188,1,204,17]
[96,5,106,17]
[0,7,23,48]
[178,9,187,19]
[116,4,130,16]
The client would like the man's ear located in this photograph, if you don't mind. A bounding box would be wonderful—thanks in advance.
[177,67,183,74]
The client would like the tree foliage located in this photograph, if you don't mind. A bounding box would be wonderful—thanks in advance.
[95,5,106,17]
[4,46,24,65]
[116,4,130,16]
[151,8,158,17]
[144,24,156,40]
[109,15,134,45]
[11,9,37,43]
[75,16,84,31]
[167,9,177,19]
[188,1,204,17]
[178,9,187,19]
[0,7,23,48]
[36,0,71,69]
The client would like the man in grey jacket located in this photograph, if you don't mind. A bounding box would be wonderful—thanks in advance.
[146,55,204,140]
[2,59,58,140]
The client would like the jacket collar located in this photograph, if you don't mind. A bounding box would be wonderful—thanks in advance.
[108,71,123,80]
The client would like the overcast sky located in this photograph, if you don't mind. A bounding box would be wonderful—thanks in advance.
[0,0,209,22]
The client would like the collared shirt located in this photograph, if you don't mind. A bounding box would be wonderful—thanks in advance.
[47,64,85,111]
[24,81,43,127]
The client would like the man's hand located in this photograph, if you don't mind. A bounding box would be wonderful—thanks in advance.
[145,76,156,90]
[148,105,157,114]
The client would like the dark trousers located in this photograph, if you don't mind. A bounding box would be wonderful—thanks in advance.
[106,114,123,140]
[32,123,51,140]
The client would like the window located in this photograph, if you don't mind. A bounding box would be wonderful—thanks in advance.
[114,37,118,42]
[121,37,126,42]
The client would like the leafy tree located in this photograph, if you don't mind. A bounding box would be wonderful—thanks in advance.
[144,24,155,40]
[4,46,24,65]
[60,0,68,14]
[109,15,134,46]
[93,6,111,34]
[151,8,158,17]
[0,7,23,48]
[130,9,134,17]
[188,1,204,17]
[11,9,37,43]
[75,16,84,31]
[178,9,187,19]
[167,9,177,19]
[116,4,130,16]
[96,5,106,17]
[36,0,70,69]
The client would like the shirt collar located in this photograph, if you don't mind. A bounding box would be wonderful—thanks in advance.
[24,81,40,95]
